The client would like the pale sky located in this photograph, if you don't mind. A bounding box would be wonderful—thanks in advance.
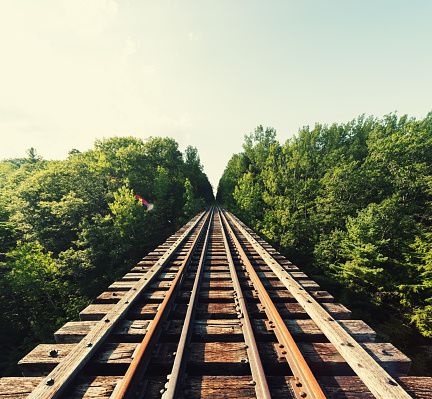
[1,1,431,193]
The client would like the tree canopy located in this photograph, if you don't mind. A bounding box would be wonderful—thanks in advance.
[217,113,432,372]
[0,136,213,376]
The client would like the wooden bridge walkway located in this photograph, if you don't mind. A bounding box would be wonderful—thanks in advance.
[1,208,432,398]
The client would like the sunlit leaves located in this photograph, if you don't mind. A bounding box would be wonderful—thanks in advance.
[218,112,432,338]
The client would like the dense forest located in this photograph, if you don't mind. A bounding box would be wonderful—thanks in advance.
[0,136,213,376]
[217,113,432,374]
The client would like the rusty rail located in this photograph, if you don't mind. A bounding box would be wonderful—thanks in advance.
[160,208,214,399]
[218,209,272,399]
[220,208,326,399]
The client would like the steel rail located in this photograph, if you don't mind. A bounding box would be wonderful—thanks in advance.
[111,210,212,398]
[224,209,412,399]
[27,211,208,399]
[217,208,272,399]
[161,208,214,399]
[219,208,326,399]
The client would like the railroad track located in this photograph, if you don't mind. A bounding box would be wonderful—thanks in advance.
[1,207,432,398]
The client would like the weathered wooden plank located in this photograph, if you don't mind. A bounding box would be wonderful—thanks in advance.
[283,319,376,342]
[107,281,134,291]
[94,291,125,304]
[19,344,76,377]
[182,280,233,289]
[193,319,375,342]
[20,340,409,380]
[248,302,351,319]
[63,376,122,398]
[202,272,231,279]
[79,304,114,321]
[122,273,146,281]
[178,289,235,301]
[0,375,122,399]
[318,376,432,398]
[0,377,43,398]
[54,320,152,344]
[184,376,256,398]
[128,303,168,319]
[245,289,333,303]
[295,342,411,376]
[203,265,230,271]
[3,374,429,398]
[55,321,98,344]
[21,341,250,376]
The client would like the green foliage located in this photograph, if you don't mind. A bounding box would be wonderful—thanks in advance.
[6,241,60,318]
[0,137,213,376]
[217,112,432,342]
[329,204,389,293]
[182,178,205,222]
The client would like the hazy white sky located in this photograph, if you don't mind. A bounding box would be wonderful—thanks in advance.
[1,1,431,192]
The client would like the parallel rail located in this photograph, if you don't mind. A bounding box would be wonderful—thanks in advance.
[1,208,431,398]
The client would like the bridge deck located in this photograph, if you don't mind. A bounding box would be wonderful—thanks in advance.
[1,208,431,398]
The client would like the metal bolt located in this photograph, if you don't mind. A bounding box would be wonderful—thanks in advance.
[105,319,110,323]
[112,292,117,296]
[125,301,129,304]
[49,349,58,358]
[282,350,287,355]
[279,344,284,348]
[300,391,307,398]
[249,380,256,386]
[46,378,55,386]
[244,344,249,349]
[87,342,92,347]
